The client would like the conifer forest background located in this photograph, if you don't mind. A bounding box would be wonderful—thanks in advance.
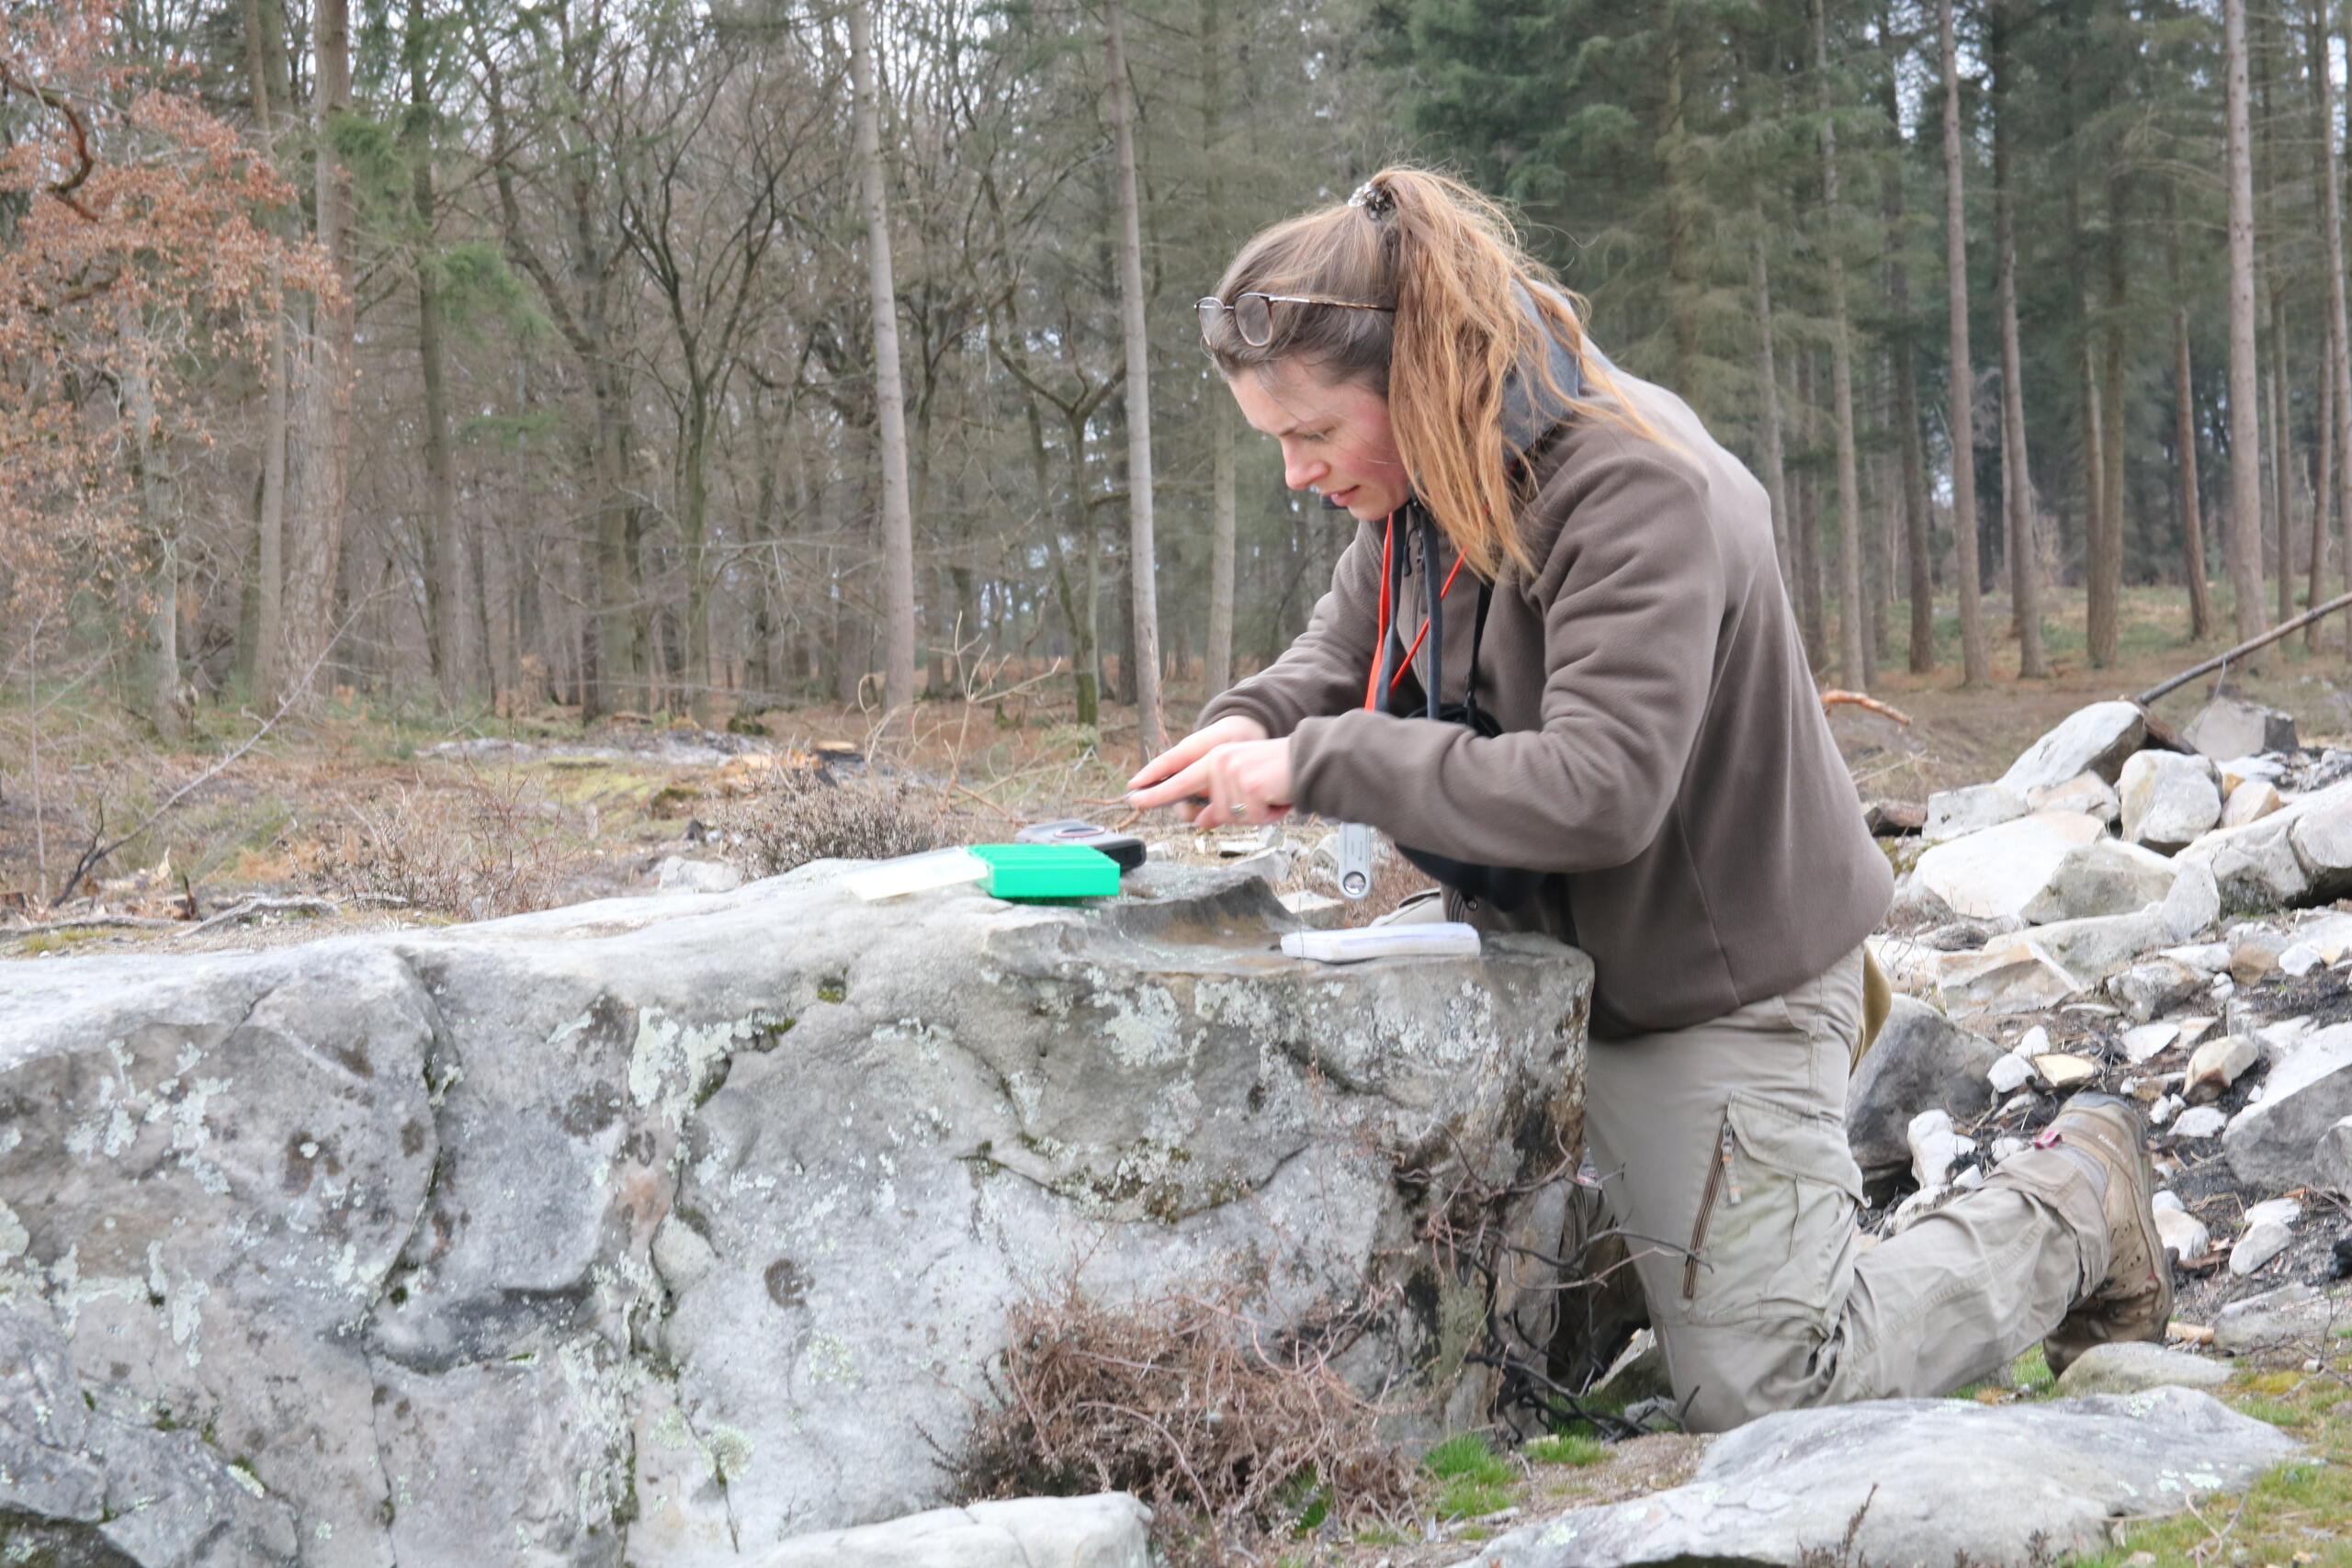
[7,0,2352,755]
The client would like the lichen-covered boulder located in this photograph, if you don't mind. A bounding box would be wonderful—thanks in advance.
[0,864,1590,1567]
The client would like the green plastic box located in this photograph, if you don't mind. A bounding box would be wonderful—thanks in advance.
[970,842,1123,900]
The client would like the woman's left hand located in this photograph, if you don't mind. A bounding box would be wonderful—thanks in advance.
[1127,737,1295,830]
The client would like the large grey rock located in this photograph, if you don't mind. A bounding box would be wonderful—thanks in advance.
[1923,784,2030,844]
[1441,1389,2297,1568]
[2224,1021,2352,1190]
[2289,795,2352,899]
[2178,775,2352,911]
[749,1494,1152,1568]
[0,864,1593,1566]
[2019,839,2177,925]
[2182,695,2298,763]
[658,855,746,894]
[1845,998,2001,1184]
[2213,1284,2346,1355]
[1936,943,2084,1017]
[2317,1114,2352,1194]
[2119,750,2222,853]
[2052,1340,2230,1396]
[1984,909,2170,986]
[2162,858,2222,942]
[1996,702,2149,795]
[2027,772,2122,825]
[1914,811,2107,921]
[2107,957,2209,1022]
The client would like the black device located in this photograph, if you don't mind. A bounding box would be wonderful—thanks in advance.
[1014,819,1148,874]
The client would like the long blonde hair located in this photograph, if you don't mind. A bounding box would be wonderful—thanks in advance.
[1204,167,1656,580]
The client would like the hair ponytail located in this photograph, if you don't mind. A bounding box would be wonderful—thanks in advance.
[1204,165,1659,580]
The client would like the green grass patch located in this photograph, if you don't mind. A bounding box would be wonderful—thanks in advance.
[1424,1432,1517,1520]
[1525,1432,1609,1467]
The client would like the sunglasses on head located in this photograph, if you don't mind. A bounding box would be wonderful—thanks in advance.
[1196,291,1395,349]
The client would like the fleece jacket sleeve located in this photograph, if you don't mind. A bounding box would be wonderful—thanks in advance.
[1284,434,1727,874]
[1195,518,1385,739]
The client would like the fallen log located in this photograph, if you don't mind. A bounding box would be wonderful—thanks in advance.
[2136,588,2352,706]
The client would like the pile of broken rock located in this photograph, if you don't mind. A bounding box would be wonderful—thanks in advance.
[1862,694,2352,1314]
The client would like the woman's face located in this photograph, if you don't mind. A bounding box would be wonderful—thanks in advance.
[1227,360,1410,522]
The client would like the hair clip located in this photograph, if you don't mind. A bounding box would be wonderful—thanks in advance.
[1347,180,1394,217]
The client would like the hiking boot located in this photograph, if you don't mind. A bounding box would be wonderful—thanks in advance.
[2038,1092,2173,1377]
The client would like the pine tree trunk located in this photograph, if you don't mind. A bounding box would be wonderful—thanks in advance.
[1754,234,1798,607]
[2270,294,2292,625]
[2091,172,2126,667]
[240,0,287,703]
[1939,0,1989,683]
[2224,0,2268,640]
[1993,0,2047,676]
[2166,181,2215,640]
[849,1,919,718]
[1818,0,1870,689]
[2319,0,2352,659]
[1795,353,1826,663]
[408,0,462,705]
[1102,0,1167,757]
[1878,55,1933,675]
[1201,0,1237,700]
[281,0,353,709]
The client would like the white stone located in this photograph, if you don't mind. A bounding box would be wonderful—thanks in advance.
[1987,1052,2035,1095]
[2225,1023,2352,1190]
[2315,1115,2352,1193]
[2175,1017,2220,1048]
[2161,861,2222,942]
[2155,1205,2211,1262]
[2119,751,2223,854]
[2231,1220,2293,1277]
[752,1494,1156,1568]
[1916,811,2109,921]
[2153,1190,2185,1213]
[2163,943,2233,974]
[2149,1093,2186,1127]
[1276,889,1345,929]
[1907,1109,1972,1190]
[1990,1135,2029,1163]
[2245,1198,2302,1229]
[2121,1022,2180,1064]
[656,855,745,894]
[2222,780,2285,829]
[2020,839,2180,925]
[2018,1025,2052,1055]
[1984,910,2170,986]
[2028,772,2124,824]
[2281,942,2326,976]
[2183,697,2297,763]
[1440,1389,2295,1568]
[1996,703,2149,795]
[2186,1033,2258,1100]
[2292,799,2352,900]
[2035,1054,2099,1090]
[1925,784,2031,843]
[2173,1105,2230,1139]
[1937,943,2086,1017]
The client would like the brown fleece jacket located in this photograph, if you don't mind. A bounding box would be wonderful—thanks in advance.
[1200,367,1891,1039]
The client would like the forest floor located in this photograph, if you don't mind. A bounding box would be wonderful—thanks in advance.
[6,583,2352,948]
[6,581,2352,1560]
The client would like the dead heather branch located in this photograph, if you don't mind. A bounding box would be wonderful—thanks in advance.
[718,766,951,876]
[956,1278,1410,1563]
[306,768,581,919]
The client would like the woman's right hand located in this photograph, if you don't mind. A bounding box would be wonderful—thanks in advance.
[1125,716,1271,822]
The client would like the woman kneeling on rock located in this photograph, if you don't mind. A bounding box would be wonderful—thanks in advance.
[1126,167,2169,1430]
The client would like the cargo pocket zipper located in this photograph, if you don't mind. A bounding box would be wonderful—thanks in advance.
[1683,1120,1741,1300]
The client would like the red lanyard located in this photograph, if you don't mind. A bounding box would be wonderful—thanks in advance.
[1363,511,1467,710]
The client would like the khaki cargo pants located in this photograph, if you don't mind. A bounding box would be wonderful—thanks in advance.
[1583,946,2113,1432]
